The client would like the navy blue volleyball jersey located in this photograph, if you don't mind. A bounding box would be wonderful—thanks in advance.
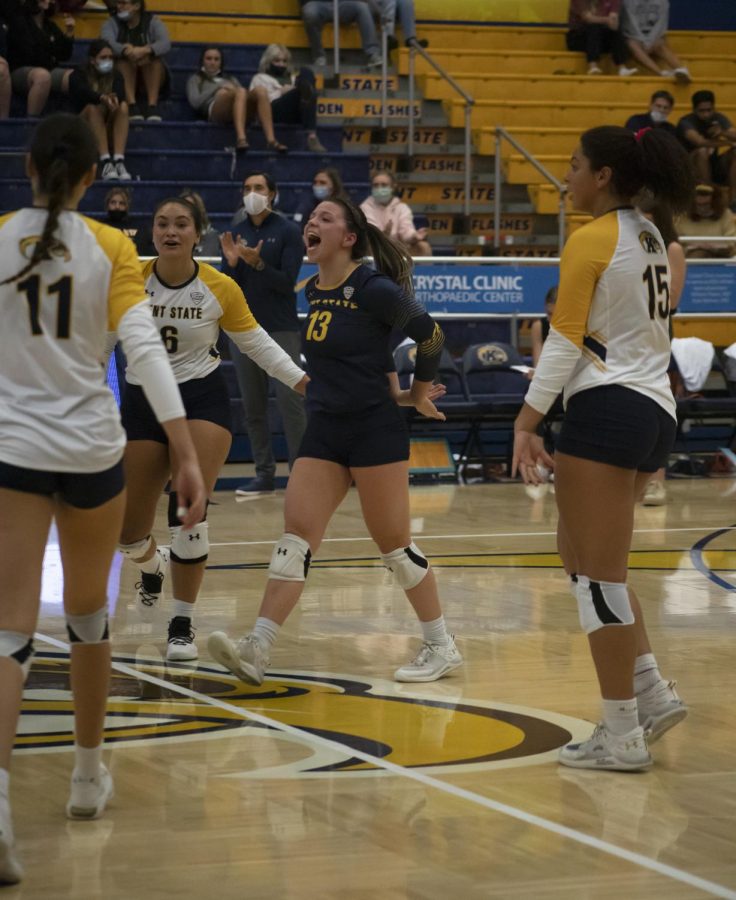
[302,264,444,414]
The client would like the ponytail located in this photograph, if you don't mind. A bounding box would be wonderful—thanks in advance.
[580,125,694,215]
[1,114,98,286]
[331,197,415,296]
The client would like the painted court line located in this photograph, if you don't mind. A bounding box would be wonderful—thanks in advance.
[35,632,736,900]
[210,524,735,549]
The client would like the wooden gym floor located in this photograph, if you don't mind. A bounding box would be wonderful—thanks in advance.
[9,475,736,899]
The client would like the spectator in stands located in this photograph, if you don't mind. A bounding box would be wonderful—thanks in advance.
[620,0,690,82]
[69,38,131,181]
[6,0,74,116]
[531,285,557,368]
[676,184,736,258]
[566,0,637,77]
[178,188,221,257]
[101,185,136,236]
[293,165,346,225]
[220,171,307,496]
[677,91,736,204]
[300,0,382,68]
[186,47,287,154]
[377,0,428,51]
[0,16,9,120]
[625,90,677,137]
[250,44,326,154]
[101,0,170,122]
[360,170,431,257]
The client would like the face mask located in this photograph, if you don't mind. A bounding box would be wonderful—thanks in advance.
[372,186,393,205]
[117,9,131,19]
[313,185,330,200]
[268,63,288,78]
[650,109,668,124]
[96,59,114,74]
[243,191,269,216]
[107,208,127,223]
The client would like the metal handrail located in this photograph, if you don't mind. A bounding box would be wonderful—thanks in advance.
[407,41,474,218]
[332,0,340,76]
[494,126,567,257]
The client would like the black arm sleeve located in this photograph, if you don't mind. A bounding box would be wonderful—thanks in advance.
[361,275,444,382]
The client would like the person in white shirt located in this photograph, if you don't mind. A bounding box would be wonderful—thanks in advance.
[0,114,206,886]
[250,44,326,153]
[113,197,308,662]
[513,125,692,772]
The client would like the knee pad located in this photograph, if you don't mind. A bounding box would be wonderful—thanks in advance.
[66,607,109,644]
[118,534,153,562]
[575,576,634,634]
[381,542,429,590]
[0,631,35,680]
[168,491,209,528]
[170,521,209,565]
[268,533,311,582]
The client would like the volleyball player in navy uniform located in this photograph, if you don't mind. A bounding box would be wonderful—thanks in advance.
[0,115,206,884]
[209,197,463,685]
[513,126,691,771]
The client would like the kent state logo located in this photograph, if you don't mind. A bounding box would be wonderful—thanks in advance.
[19,235,71,262]
[639,230,663,254]
[16,654,588,777]
[476,344,508,365]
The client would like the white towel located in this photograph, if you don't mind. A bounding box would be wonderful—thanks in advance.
[671,337,715,392]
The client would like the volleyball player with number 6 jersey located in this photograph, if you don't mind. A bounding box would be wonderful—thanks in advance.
[0,114,206,885]
[113,196,308,662]
[209,197,463,686]
[513,125,693,772]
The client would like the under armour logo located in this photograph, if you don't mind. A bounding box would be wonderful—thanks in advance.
[189,533,200,541]
[277,548,287,555]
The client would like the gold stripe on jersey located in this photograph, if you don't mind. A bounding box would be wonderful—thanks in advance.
[198,263,258,333]
[552,212,619,349]
[0,211,18,230]
[419,321,445,358]
[82,217,148,330]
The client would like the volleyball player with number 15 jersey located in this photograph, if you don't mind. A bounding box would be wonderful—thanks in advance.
[0,114,206,885]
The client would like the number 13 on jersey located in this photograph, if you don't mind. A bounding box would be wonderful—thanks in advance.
[306,310,332,341]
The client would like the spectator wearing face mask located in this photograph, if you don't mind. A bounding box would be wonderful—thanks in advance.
[249,44,326,154]
[220,171,307,496]
[360,170,431,257]
[100,185,135,234]
[625,90,677,137]
[69,38,130,180]
[292,165,346,224]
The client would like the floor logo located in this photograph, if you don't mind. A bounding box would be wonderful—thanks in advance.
[17,653,590,777]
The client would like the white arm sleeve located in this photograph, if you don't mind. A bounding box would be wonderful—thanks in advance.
[117,303,185,423]
[524,326,582,415]
[226,326,305,389]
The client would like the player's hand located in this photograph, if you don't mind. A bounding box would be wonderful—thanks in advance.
[294,374,310,396]
[512,430,554,483]
[170,459,207,529]
[414,393,446,421]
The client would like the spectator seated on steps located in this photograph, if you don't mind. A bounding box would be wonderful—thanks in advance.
[620,0,690,82]
[676,184,736,258]
[625,89,677,138]
[360,170,431,257]
[676,91,736,209]
[299,0,381,68]
[566,0,637,76]
[292,166,347,225]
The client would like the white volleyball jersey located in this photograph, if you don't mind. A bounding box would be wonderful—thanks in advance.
[0,209,148,472]
[125,260,259,385]
[527,208,676,419]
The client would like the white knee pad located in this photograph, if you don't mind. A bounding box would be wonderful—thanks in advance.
[118,535,153,562]
[0,631,35,680]
[576,576,634,634]
[66,607,109,644]
[381,542,429,590]
[170,521,209,565]
[269,533,312,582]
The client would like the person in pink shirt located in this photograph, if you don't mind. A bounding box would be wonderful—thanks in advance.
[360,171,431,257]
[566,0,637,76]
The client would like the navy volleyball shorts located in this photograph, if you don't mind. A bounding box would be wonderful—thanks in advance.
[298,402,410,468]
[557,385,676,472]
[121,367,231,443]
[0,459,125,508]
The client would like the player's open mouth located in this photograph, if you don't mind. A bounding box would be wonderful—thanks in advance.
[306,232,321,248]
[163,240,180,247]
